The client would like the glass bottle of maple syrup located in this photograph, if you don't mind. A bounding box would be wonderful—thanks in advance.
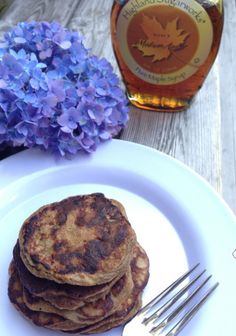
[111,0,224,112]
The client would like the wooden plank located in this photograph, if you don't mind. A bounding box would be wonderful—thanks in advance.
[121,68,222,193]
[0,0,79,35]
[219,0,236,212]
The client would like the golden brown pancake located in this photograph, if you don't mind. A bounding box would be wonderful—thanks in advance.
[19,193,136,286]
[58,242,149,334]
[23,265,133,324]
[80,296,142,334]
[20,241,148,327]
[82,242,149,333]
[8,240,149,333]
[8,262,142,334]
[9,194,150,334]
[13,241,122,308]
[8,262,87,331]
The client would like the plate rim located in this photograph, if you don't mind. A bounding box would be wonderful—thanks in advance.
[0,139,235,219]
[1,139,236,336]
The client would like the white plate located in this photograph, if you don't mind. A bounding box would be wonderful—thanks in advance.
[0,139,236,336]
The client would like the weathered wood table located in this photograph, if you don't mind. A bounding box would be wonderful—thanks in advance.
[0,0,236,213]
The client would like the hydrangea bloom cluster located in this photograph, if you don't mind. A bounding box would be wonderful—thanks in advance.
[0,22,129,156]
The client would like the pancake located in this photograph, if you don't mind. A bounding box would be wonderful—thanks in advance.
[8,262,142,334]
[129,242,150,294]
[8,262,87,331]
[64,242,149,334]
[13,241,122,308]
[19,193,136,286]
[23,265,133,324]
[81,296,142,334]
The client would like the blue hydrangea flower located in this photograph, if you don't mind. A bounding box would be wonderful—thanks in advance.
[0,21,129,157]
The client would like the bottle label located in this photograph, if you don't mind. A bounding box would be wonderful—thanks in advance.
[117,0,213,85]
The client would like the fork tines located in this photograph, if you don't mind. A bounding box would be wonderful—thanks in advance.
[125,263,219,336]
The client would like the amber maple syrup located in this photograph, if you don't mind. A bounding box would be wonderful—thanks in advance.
[111,0,224,112]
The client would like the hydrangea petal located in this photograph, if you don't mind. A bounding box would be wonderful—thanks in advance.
[0,79,7,88]
[60,41,71,49]
[14,37,26,44]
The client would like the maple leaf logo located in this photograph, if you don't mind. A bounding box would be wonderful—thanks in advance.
[133,15,190,62]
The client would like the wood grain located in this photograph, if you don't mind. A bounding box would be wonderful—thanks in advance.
[0,0,79,34]
[0,0,235,212]
[219,0,236,211]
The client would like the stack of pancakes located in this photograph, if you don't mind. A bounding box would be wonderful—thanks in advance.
[8,193,149,334]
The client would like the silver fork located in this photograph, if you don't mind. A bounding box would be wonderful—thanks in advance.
[123,264,219,336]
